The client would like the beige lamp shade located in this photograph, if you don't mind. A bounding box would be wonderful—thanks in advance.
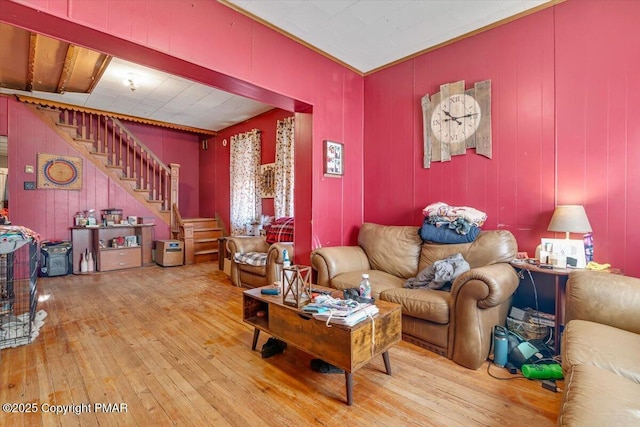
[547,205,592,239]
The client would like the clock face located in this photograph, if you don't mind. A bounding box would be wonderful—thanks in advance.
[430,94,481,143]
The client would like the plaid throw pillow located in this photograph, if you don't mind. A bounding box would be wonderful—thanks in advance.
[265,217,294,244]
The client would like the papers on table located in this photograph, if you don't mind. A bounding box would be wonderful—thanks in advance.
[305,304,379,326]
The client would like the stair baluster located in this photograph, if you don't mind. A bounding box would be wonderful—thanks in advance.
[96,115,102,150]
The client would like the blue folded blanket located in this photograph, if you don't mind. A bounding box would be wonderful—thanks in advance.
[419,221,480,244]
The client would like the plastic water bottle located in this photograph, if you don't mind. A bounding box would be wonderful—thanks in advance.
[282,249,291,267]
[282,249,293,289]
[359,273,371,299]
[493,325,508,367]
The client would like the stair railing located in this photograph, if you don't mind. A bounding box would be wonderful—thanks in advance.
[57,109,179,220]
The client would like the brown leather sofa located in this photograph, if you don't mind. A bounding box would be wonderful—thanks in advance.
[226,236,293,288]
[310,222,519,369]
[558,270,640,426]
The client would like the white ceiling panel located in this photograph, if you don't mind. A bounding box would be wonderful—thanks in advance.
[227,0,551,73]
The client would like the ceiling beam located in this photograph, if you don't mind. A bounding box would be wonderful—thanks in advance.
[88,55,111,94]
[26,32,36,92]
[57,44,78,94]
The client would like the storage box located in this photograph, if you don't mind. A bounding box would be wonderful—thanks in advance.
[156,240,184,267]
[101,208,123,225]
[506,316,550,341]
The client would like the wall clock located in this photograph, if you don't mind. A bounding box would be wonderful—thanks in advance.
[421,79,492,168]
[37,153,83,190]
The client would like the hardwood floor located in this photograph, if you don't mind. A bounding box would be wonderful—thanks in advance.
[1,263,562,426]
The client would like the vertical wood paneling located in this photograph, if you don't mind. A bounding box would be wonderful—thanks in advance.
[68,0,109,32]
[199,136,219,219]
[625,28,640,275]
[364,7,556,256]
[341,71,365,245]
[145,3,173,54]
[363,60,415,226]
[308,63,364,247]
[106,0,133,39]
[293,112,313,264]
[360,0,638,276]
[0,97,8,134]
[555,0,640,276]
[130,0,151,46]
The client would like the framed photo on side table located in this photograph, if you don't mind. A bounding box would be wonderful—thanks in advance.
[323,140,343,177]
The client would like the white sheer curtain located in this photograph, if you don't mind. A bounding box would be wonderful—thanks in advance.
[230,129,262,235]
[274,117,294,218]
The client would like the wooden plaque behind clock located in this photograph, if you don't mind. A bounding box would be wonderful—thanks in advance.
[422,79,492,168]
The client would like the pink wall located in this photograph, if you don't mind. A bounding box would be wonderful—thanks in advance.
[1,0,365,264]
[2,98,200,242]
[200,108,294,234]
[363,1,640,277]
[4,0,638,276]
[0,97,8,135]
[125,122,201,218]
[555,0,640,277]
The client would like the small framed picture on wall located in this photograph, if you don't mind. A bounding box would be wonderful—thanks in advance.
[323,140,343,177]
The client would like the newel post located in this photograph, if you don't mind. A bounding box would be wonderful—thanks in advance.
[170,163,180,231]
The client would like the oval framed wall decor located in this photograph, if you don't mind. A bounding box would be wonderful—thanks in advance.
[37,153,83,190]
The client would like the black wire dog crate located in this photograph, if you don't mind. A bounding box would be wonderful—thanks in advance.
[0,235,38,349]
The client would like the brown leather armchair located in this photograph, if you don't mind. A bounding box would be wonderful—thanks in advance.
[558,271,640,426]
[226,236,293,288]
[311,223,519,369]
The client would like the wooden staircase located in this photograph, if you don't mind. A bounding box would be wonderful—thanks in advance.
[20,97,179,226]
[22,95,225,264]
[173,205,225,264]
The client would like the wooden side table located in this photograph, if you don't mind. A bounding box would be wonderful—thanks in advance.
[510,261,622,353]
[511,262,569,353]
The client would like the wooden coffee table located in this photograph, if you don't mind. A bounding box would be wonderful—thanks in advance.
[242,286,402,405]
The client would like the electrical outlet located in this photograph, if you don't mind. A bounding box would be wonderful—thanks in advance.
[24,181,36,190]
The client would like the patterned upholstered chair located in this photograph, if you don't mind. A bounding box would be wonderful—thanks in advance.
[226,217,294,288]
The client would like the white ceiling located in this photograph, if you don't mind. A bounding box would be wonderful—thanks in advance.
[1,0,552,133]
[227,0,552,73]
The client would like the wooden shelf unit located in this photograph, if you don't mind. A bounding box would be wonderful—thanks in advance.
[71,225,154,273]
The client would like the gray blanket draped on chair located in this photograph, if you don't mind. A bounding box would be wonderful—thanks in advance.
[404,253,470,290]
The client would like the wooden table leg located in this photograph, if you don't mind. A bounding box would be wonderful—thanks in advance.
[251,328,260,351]
[555,275,568,354]
[345,372,353,406]
[382,351,392,375]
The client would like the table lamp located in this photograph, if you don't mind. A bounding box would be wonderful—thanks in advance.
[547,205,592,239]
